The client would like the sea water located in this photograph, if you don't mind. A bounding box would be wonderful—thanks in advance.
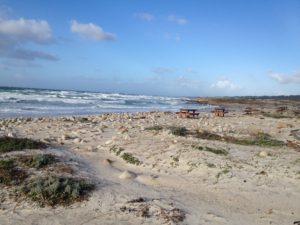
[0,87,208,117]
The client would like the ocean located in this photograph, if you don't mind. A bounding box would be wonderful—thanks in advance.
[0,87,208,118]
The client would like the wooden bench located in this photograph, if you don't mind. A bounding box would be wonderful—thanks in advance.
[176,109,199,118]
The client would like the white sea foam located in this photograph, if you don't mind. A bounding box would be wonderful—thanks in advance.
[0,87,207,117]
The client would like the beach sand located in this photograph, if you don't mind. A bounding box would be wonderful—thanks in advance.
[0,100,299,225]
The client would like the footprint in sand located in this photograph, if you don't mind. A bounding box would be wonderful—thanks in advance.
[119,170,137,179]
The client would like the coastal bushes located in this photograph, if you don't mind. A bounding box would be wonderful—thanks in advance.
[0,159,27,185]
[0,136,95,207]
[226,132,285,147]
[196,131,285,147]
[109,145,125,156]
[168,126,188,136]
[145,125,163,131]
[262,112,289,119]
[0,137,46,153]
[193,145,228,156]
[109,146,141,165]
[196,131,222,141]
[121,153,141,165]
[20,176,95,207]
[145,125,189,136]
[20,154,57,169]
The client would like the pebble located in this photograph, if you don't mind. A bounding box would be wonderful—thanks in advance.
[7,132,16,138]
[74,138,82,144]
[259,151,268,157]
[105,140,113,145]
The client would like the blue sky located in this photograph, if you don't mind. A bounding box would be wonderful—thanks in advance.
[0,0,299,96]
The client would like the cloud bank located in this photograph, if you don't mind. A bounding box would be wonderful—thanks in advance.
[0,18,52,43]
[70,20,115,41]
[0,17,58,61]
[269,71,300,84]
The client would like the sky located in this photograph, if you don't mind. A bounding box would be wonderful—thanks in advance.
[0,0,299,97]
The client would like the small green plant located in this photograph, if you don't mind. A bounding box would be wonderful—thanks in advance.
[207,163,216,168]
[20,176,95,207]
[168,126,188,136]
[0,159,27,185]
[172,156,179,162]
[262,112,289,119]
[196,131,222,141]
[196,131,285,147]
[0,137,46,153]
[193,146,228,156]
[109,145,125,156]
[121,153,141,165]
[216,169,230,179]
[227,133,285,147]
[0,159,15,170]
[22,154,57,169]
[145,126,163,131]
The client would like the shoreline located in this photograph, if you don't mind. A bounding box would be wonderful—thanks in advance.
[0,100,299,225]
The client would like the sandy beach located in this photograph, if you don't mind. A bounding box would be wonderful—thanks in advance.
[0,99,299,225]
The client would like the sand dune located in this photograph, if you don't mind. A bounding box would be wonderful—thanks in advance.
[0,102,299,225]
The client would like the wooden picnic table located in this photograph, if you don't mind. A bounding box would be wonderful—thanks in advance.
[211,107,228,117]
[176,108,199,118]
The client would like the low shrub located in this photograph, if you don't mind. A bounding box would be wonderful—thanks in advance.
[20,176,95,207]
[196,131,285,147]
[109,145,125,156]
[227,133,285,147]
[193,146,228,156]
[0,137,46,153]
[262,112,289,119]
[0,159,27,185]
[21,154,57,169]
[168,126,188,136]
[145,126,163,131]
[121,153,141,165]
[196,131,222,141]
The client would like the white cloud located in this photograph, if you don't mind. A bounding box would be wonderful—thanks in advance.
[186,68,198,74]
[269,71,300,84]
[0,17,57,62]
[0,18,52,43]
[134,12,155,22]
[11,49,58,61]
[168,14,188,25]
[211,79,241,90]
[152,67,175,74]
[70,20,115,41]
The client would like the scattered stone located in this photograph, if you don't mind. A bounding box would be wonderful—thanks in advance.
[74,138,82,144]
[258,151,268,157]
[7,132,16,138]
[105,140,113,145]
